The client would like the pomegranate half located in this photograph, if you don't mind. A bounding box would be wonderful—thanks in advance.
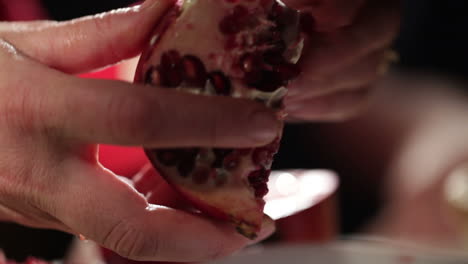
[134,0,305,239]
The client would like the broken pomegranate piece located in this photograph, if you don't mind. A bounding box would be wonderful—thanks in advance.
[134,0,305,239]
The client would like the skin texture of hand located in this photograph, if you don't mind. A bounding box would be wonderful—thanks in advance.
[283,0,401,121]
[0,0,278,262]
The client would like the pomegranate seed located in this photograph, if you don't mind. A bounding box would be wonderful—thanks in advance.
[232,5,249,17]
[223,153,240,171]
[161,50,181,70]
[224,35,238,50]
[192,168,210,184]
[184,148,200,159]
[252,147,271,167]
[219,16,242,35]
[252,70,284,92]
[176,148,199,177]
[219,5,249,35]
[145,66,166,86]
[248,169,270,185]
[263,45,286,65]
[156,149,182,166]
[181,55,207,87]
[177,158,195,177]
[299,12,316,35]
[208,71,232,96]
[158,50,184,87]
[244,70,263,87]
[212,148,232,167]
[248,169,271,198]
[163,67,183,87]
[257,30,282,45]
[215,169,228,186]
[240,53,264,73]
[145,66,155,83]
[255,183,269,198]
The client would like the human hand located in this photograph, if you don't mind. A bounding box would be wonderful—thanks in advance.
[0,0,278,262]
[283,0,400,121]
[361,82,468,250]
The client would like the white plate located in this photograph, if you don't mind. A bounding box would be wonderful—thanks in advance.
[208,240,468,264]
[264,170,338,220]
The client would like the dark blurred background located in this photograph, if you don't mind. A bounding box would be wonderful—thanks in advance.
[1,0,468,261]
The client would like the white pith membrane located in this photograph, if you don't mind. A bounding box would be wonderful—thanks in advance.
[136,0,304,238]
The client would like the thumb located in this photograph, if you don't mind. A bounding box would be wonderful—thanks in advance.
[0,0,175,74]
[52,160,271,262]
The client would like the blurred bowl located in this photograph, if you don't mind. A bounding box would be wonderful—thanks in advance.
[208,238,468,264]
[264,170,338,221]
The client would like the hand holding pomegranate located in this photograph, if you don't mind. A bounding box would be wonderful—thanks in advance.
[284,0,401,121]
[0,0,279,262]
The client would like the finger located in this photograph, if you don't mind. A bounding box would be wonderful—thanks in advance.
[0,0,175,74]
[285,0,365,31]
[52,161,274,262]
[5,59,279,148]
[288,49,386,100]
[286,87,372,121]
[297,0,400,78]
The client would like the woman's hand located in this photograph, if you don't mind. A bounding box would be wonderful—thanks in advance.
[0,0,278,261]
[284,0,401,121]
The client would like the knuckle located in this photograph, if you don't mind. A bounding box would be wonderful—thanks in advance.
[102,219,160,260]
[1,84,39,133]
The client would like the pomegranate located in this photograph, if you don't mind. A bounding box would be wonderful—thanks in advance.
[134,0,305,239]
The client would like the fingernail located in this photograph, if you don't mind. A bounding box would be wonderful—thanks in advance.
[249,216,276,245]
[249,110,280,144]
